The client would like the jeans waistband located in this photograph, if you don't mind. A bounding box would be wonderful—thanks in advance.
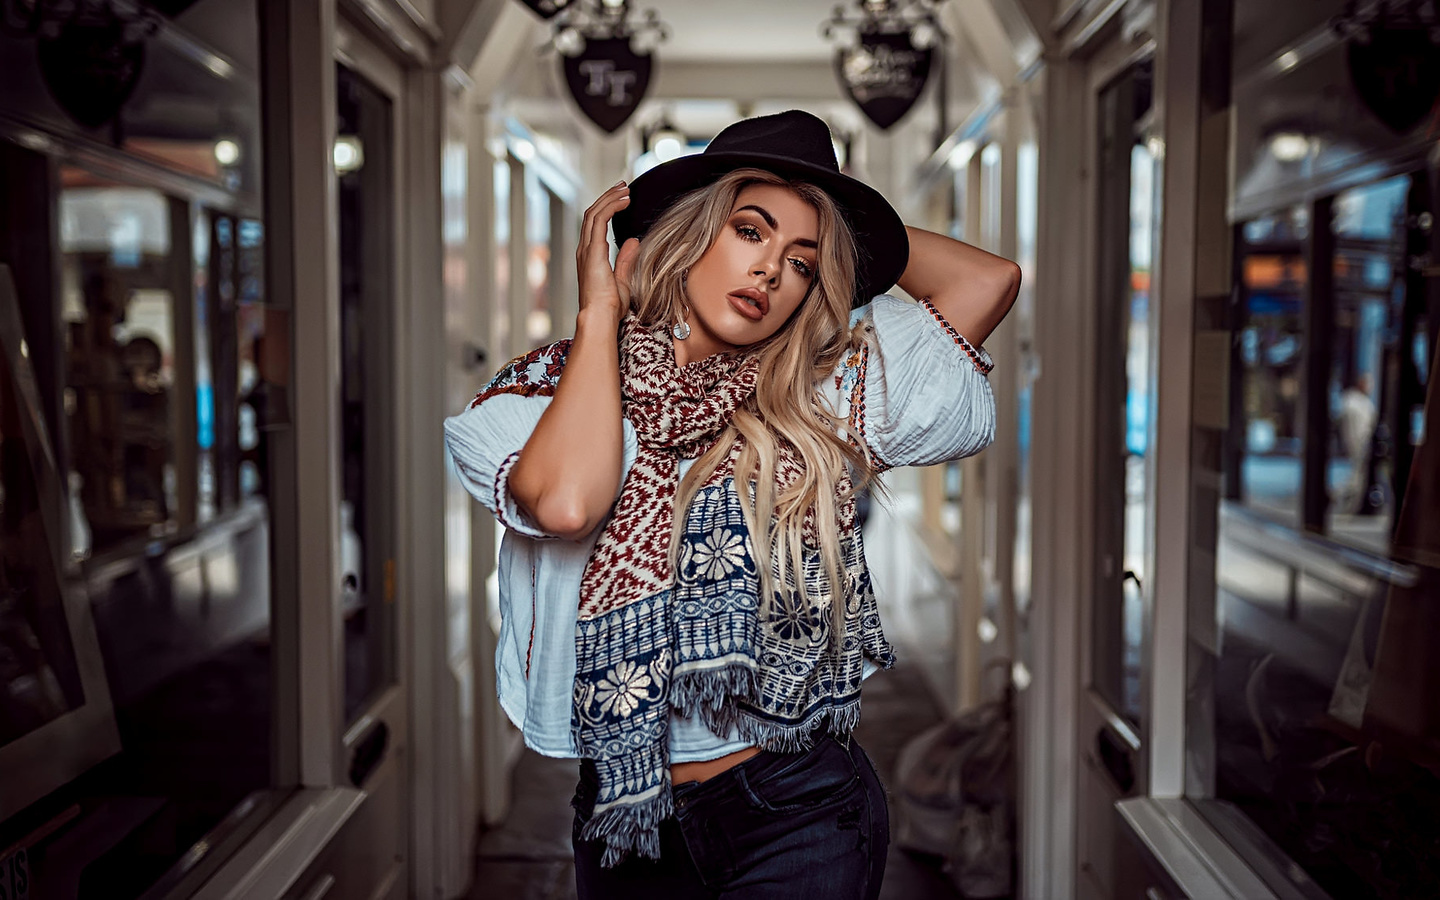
[576,734,848,810]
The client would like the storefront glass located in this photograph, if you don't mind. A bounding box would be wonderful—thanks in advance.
[1187,22,1440,889]
[0,1,280,895]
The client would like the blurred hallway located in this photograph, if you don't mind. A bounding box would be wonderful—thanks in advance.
[1,0,1437,898]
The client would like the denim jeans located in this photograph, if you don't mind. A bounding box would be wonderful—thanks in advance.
[572,735,889,900]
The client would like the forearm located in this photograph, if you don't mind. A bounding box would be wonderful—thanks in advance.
[509,306,625,540]
[897,226,1020,346]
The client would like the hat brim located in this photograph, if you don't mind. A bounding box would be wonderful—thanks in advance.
[612,150,908,308]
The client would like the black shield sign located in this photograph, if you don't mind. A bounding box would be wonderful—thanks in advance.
[563,38,651,134]
[1347,26,1440,135]
[515,0,573,19]
[836,32,933,130]
[37,21,146,130]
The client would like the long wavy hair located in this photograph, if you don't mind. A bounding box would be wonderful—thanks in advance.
[628,168,877,641]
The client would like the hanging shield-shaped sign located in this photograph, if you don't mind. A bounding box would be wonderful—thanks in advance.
[1347,26,1440,134]
[37,21,146,130]
[836,31,932,131]
[514,0,574,19]
[563,38,651,134]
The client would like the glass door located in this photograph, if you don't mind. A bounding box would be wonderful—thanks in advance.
[1076,54,1159,900]
[335,61,397,725]
[1091,59,1155,734]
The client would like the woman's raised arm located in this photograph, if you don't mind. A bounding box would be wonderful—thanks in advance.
[896,226,1020,347]
[508,183,639,541]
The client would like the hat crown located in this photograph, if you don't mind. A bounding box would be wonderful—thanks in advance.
[706,110,839,173]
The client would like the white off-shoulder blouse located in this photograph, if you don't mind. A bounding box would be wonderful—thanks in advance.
[443,293,996,762]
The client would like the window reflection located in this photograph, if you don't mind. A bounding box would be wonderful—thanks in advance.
[60,178,180,552]
[1196,169,1440,897]
[0,0,277,891]
[1233,206,1308,526]
[1325,176,1408,552]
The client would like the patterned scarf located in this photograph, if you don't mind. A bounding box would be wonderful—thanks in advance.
[572,318,894,867]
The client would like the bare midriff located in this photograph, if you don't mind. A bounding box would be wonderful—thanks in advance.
[670,745,762,785]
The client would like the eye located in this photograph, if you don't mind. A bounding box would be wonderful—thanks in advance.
[789,257,814,278]
[735,223,762,242]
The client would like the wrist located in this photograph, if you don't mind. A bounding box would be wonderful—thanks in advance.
[575,304,623,335]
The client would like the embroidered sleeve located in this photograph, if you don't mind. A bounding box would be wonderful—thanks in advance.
[918,298,994,375]
[834,323,890,473]
[841,294,996,469]
[445,340,574,539]
[468,339,573,407]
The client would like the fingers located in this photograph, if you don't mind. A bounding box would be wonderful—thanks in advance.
[579,181,630,262]
[613,238,641,302]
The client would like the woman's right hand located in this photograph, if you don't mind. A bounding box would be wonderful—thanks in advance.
[512,182,633,540]
[578,181,642,319]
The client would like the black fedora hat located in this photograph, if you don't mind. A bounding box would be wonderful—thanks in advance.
[612,110,908,307]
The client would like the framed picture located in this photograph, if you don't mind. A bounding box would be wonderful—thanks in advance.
[0,263,120,819]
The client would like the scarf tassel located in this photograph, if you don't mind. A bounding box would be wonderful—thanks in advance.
[668,664,757,717]
[673,664,871,755]
[581,789,675,868]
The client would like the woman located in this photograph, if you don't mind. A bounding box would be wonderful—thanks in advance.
[445,110,1019,899]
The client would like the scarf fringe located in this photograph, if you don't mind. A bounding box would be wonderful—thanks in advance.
[580,788,675,868]
[736,694,866,754]
[674,662,869,756]
[668,665,757,718]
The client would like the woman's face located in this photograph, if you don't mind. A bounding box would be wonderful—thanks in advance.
[677,183,819,365]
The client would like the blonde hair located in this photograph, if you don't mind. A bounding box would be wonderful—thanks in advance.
[628,168,877,643]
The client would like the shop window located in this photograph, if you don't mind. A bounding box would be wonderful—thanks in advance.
[0,0,280,894]
[1191,170,1440,898]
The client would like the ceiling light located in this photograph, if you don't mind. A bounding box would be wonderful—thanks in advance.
[1276,50,1300,72]
[1269,132,1310,162]
[334,136,365,174]
[652,135,684,162]
[214,139,241,166]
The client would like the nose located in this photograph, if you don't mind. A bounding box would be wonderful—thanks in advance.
[752,254,780,283]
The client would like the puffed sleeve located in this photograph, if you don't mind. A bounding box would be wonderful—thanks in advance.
[832,293,996,469]
[443,341,572,540]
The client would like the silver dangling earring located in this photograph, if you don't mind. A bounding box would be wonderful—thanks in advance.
[673,272,691,340]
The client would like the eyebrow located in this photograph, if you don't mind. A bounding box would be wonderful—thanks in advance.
[736,204,818,249]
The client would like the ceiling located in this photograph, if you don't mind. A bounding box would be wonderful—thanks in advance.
[639,0,842,63]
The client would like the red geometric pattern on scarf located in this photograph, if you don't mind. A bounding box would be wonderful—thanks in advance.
[578,321,761,620]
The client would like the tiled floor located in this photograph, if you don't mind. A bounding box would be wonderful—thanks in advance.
[468,660,963,900]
